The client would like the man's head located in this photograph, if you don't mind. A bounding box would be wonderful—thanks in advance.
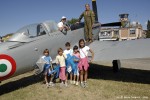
[85,4,90,11]
[61,16,67,22]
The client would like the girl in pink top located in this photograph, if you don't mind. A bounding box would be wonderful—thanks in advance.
[78,39,94,88]
[72,45,80,85]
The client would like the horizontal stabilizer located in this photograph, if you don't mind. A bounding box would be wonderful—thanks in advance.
[89,39,150,61]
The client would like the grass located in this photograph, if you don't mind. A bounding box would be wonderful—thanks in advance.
[0,63,150,100]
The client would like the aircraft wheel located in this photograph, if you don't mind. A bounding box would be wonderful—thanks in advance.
[112,60,121,73]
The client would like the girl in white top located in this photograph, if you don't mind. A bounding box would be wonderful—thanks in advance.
[78,39,94,88]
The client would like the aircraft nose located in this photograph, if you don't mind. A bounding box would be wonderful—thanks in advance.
[0,54,16,81]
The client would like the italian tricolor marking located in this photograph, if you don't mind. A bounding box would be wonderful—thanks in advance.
[0,54,16,81]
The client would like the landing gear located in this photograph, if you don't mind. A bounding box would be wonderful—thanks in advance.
[112,60,121,73]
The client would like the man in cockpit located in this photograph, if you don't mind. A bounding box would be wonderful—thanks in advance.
[57,16,70,31]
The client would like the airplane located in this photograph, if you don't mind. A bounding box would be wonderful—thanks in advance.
[0,0,150,83]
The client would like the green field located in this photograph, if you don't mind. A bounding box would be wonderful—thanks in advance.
[0,63,150,100]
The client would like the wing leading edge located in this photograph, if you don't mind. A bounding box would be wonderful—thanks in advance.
[89,39,150,61]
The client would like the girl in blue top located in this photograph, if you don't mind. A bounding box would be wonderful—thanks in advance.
[42,49,54,87]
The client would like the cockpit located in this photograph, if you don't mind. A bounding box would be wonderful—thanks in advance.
[8,20,85,42]
[9,21,58,42]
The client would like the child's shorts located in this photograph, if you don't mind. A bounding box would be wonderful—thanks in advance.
[73,68,79,76]
[43,64,50,75]
[66,66,72,73]
[78,57,89,71]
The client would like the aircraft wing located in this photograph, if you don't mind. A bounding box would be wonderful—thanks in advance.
[89,39,150,61]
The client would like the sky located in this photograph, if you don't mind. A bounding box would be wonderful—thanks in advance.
[0,0,150,36]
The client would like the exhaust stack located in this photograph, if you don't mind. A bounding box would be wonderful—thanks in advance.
[92,0,98,22]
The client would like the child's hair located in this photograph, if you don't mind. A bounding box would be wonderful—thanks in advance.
[65,42,70,47]
[58,48,63,53]
[73,45,78,51]
[79,39,85,48]
[43,49,49,55]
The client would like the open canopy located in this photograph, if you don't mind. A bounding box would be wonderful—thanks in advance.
[9,20,58,42]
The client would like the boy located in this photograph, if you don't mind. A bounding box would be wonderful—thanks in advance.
[64,42,74,84]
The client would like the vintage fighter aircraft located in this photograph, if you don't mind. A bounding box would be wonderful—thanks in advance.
[0,0,150,82]
[0,20,100,82]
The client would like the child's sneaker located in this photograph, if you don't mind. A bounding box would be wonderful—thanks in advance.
[80,82,85,88]
[65,82,68,87]
[73,81,76,85]
[84,81,88,87]
[70,80,73,84]
[60,82,64,88]
[76,81,79,86]
[46,83,49,88]
[49,82,55,87]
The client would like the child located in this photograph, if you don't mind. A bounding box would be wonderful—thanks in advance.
[78,39,94,88]
[42,49,54,87]
[56,48,67,87]
[64,42,73,84]
[72,45,80,86]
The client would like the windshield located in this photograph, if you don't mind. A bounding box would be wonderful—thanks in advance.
[9,20,58,42]
[16,23,38,37]
[9,23,47,42]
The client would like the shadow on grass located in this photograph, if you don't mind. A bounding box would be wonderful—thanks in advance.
[0,74,43,96]
[0,64,150,96]
[89,63,150,84]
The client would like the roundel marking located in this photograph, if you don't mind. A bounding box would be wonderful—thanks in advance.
[0,54,16,81]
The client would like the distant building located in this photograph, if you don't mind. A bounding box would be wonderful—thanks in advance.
[99,14,144,41]
[99,28,120,41]
[2,33,14,42]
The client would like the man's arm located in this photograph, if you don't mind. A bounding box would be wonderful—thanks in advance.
[63,23,70,31]
[78,12,84,22]
[89,48,94,62]
[91,11,95,25]
[56,56,59,65]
